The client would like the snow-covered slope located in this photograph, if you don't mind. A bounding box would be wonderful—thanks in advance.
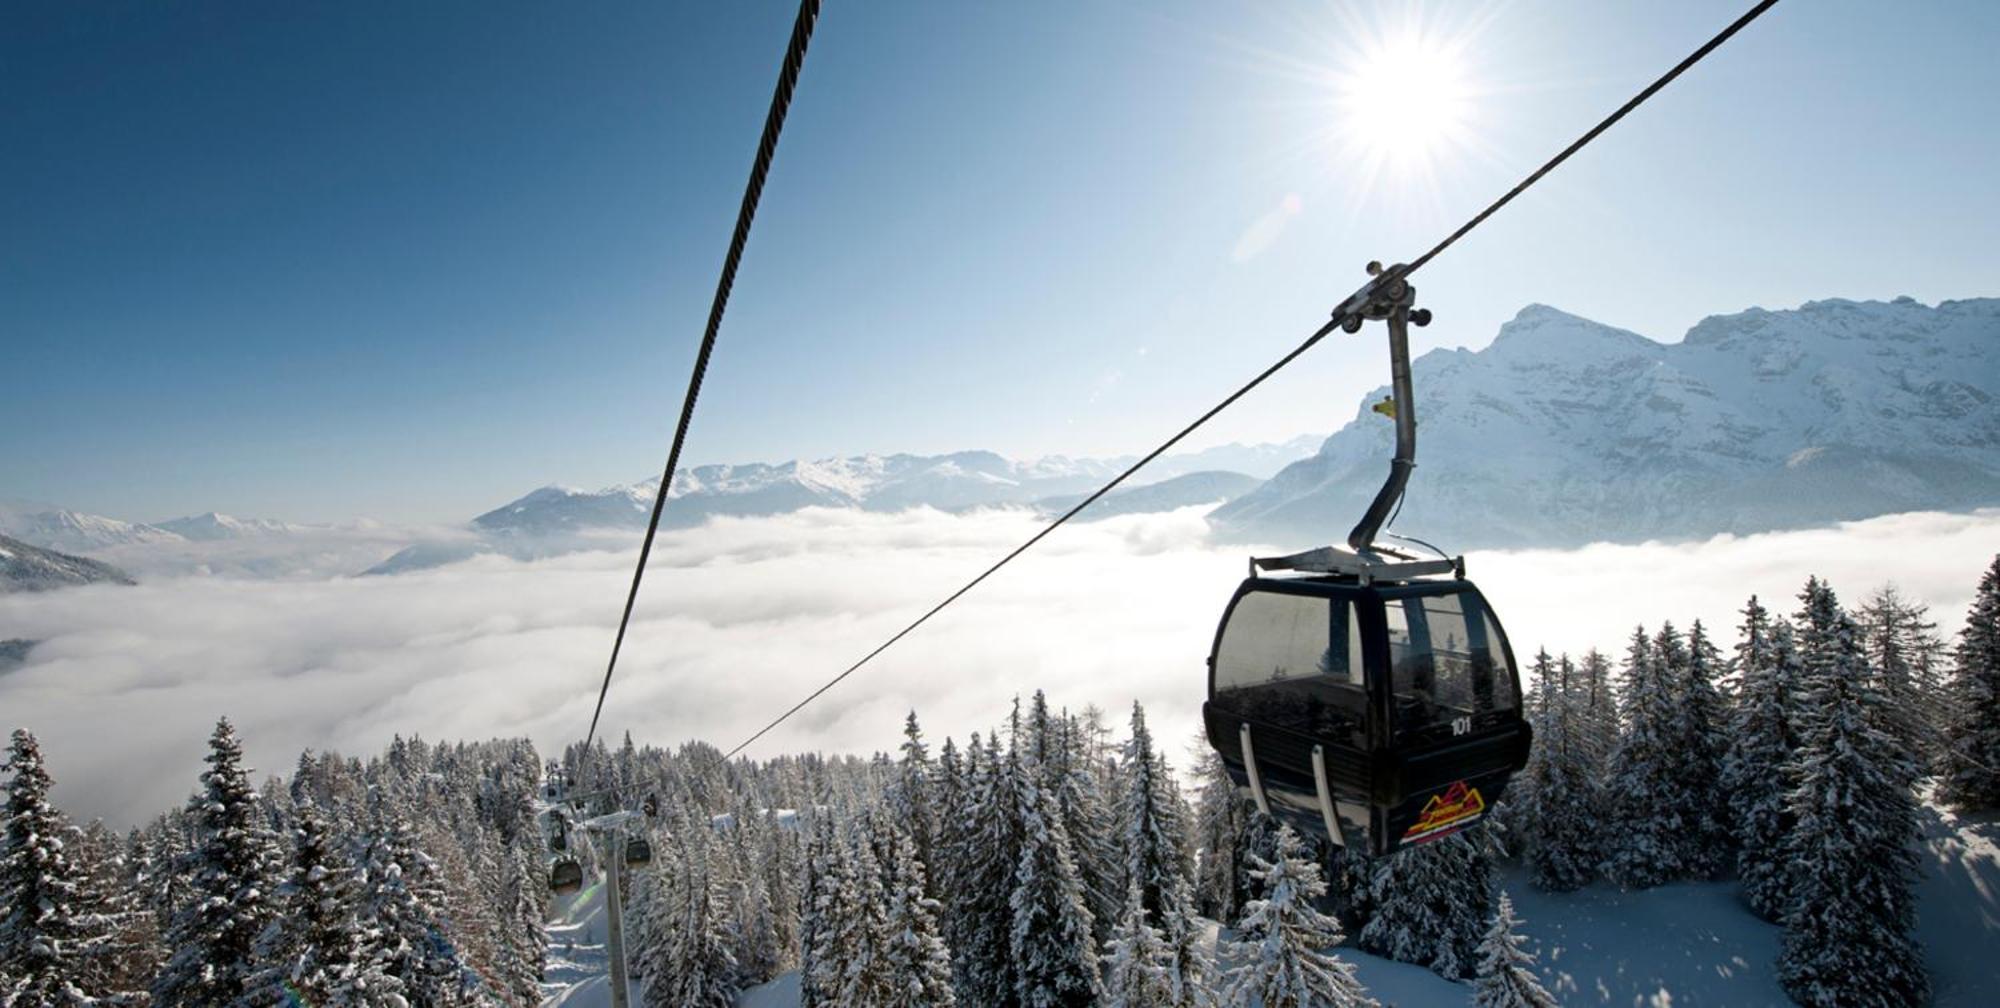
[1213,297,2000,548]
[0,533,136,592]
[1,509,186,554]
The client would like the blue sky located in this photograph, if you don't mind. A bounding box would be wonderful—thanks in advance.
[5,0,1996,523]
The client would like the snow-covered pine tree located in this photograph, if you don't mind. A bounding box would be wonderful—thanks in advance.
[946,731,1021,1006]
[1120,704,1192,931]
[1055,713,1121,948]
[250,795,404,1007]
[1499,649,1559,860]
[154,718,285,1008]
[1115,708,1205,1004]
[1,729,107,1006]
[1574,649,1618,774]
[1357,829,1492,980]
[661,827,743,1008]
[361,796,470,1006]
[75,820,159,1003]
[1008,745,1099,1008]
[1471,892,1556,1008]
[1222,823,1377,1008]
[1528,655,1600,891]
[495,833,549,1005]
[842,816,899,1005]
[890,711,940,885]
[1190,743,1249,925]
[933,736,963,889]
[879,819,955,1007]
[1859,585,1950,774]
[1942,555,2000,810]
[798,810,840,1008]
[1721,598,1803,921]
[1102,879,1172,1008]
[1600,625,1688,888]
[1673,621,1732,878]
[1778,577,1929,1008]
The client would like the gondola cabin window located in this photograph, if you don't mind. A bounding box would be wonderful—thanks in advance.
[1388,591,1518,746]
[1211,591,1368,749]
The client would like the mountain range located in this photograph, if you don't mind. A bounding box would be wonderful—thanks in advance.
[8,295,1997,579]
[1214,296,2000,548]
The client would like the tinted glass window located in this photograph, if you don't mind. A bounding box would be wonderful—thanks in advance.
[1213,591,1367,748]
[1387,590,1517,744]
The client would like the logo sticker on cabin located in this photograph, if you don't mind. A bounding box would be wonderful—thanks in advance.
[1401,781,1485,844]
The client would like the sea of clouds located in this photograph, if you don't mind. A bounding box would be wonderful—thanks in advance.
[5,505,1998,827]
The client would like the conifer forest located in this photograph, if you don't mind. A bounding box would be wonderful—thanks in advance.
[5,559,2000,1007]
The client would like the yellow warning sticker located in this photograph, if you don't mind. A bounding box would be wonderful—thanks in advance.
[1401,781,1485,844]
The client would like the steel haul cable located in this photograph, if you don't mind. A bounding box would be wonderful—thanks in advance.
[583,0,822,753]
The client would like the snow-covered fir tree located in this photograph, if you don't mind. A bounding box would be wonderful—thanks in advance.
[494,833,549,1006]
[1673,620,1733,877]
[1495,650,1557,860]
[889,711,940,886]
[1118,703,1203,1002]
[1191,745,1250,925]
[1357,828,1493,980]
[1778,577,1929,1008]
[1008,741,1099,1008]
[1054,713,1122,948]
[251,796,403,1007]
[1573,649,1618,774]
[835,818,894,1005]
[154,718,285,1008]
[1471,892,1556,1008]
[1102,879,1173,1008]
[1942,555,2000,810]
[1858,586,1950,772]
[797,810,841,1008]
[1527,655,1600,892]
[1,729,109,1006]
[72,820,156,1004]
[1600,625,1689,888]
[361,795,470,1006]
[1720,597,1803,921]
[878,819,955,1007]
[946,732,1021,1006]
[660,826,743,1008]
[1222,823,1377,1008]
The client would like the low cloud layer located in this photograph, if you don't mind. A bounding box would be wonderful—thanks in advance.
[5,506,1997,827]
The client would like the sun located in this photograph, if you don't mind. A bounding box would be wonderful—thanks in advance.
[1333,29,1475,171]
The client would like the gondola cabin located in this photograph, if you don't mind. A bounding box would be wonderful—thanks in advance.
[1204,573,1530,856]
[624,835,653,866]
[549,857,584,896]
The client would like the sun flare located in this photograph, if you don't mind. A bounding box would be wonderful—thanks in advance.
[1334,30,1474,170]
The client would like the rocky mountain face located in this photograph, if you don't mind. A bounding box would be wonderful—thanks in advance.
[0,533,136,592]
[1212,297,2000,549]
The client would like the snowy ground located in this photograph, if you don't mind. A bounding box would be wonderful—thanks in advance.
[539,876,642,1008]
[549,799,1998,1008]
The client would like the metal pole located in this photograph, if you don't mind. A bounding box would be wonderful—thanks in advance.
[1347,301,1418,552]
[602,833,632,1008]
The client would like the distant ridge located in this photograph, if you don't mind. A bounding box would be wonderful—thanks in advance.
[0,533,136,593]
